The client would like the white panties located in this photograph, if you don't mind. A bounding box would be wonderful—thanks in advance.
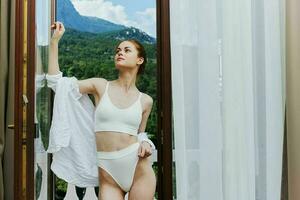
[97,142,140,192]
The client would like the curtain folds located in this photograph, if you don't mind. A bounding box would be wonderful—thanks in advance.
[170,1,223,199]
[170,0,285,200]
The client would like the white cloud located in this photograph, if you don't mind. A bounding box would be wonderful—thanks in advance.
[71,0,156,37]
[135,8,156,37]
[71,0,131,26]
[136,8,156,22]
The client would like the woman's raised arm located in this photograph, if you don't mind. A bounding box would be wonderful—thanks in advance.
[47,21,105,96]
[48,21,65,75]
[77,78,100,95]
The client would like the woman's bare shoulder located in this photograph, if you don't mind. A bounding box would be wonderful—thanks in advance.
[77,77,108,95]
[93,77,108,93]
[93,77,108,84]
[141,93,153,102]
[140,92,153,111]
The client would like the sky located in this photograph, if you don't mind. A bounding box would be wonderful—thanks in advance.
[71,0,156,37]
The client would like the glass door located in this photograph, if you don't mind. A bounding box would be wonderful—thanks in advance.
[30,0,172,199]
[34,0,54,199]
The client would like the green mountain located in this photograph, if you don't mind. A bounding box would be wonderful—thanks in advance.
[57,0,125,33]
[57,0,156,44]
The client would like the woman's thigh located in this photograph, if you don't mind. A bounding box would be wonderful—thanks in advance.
[98,167,125,200]
[128,157,156,200]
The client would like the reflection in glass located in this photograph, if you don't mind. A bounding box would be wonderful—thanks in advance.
[35,0,52,199]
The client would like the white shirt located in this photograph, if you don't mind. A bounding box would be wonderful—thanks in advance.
[46,72,98,187]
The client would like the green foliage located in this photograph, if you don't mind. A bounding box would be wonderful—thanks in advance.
[36,85,52,150]
[35,164,43,199]
[56,177,68,193]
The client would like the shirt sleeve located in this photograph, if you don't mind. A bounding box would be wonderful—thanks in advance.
[69,77,83,100]
[45,71,63,92]
[138,132,156,150]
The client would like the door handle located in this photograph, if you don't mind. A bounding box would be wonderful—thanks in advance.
[7,124,15,129]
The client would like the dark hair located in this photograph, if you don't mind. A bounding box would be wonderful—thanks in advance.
[116,39,147,75]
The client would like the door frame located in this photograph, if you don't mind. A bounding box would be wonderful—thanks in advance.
[14,0,35,199]
[157,0,173,199]
[14,0,173,199]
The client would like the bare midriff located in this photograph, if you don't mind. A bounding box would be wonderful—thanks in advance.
[95,131,138,152]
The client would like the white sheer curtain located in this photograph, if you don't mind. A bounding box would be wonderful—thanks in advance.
[170,1,223,199]
[170,0,285,200]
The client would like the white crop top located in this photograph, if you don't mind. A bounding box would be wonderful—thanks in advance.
[94,81,143,136]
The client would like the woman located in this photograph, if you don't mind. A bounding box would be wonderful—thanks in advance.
[49,21,156,200]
